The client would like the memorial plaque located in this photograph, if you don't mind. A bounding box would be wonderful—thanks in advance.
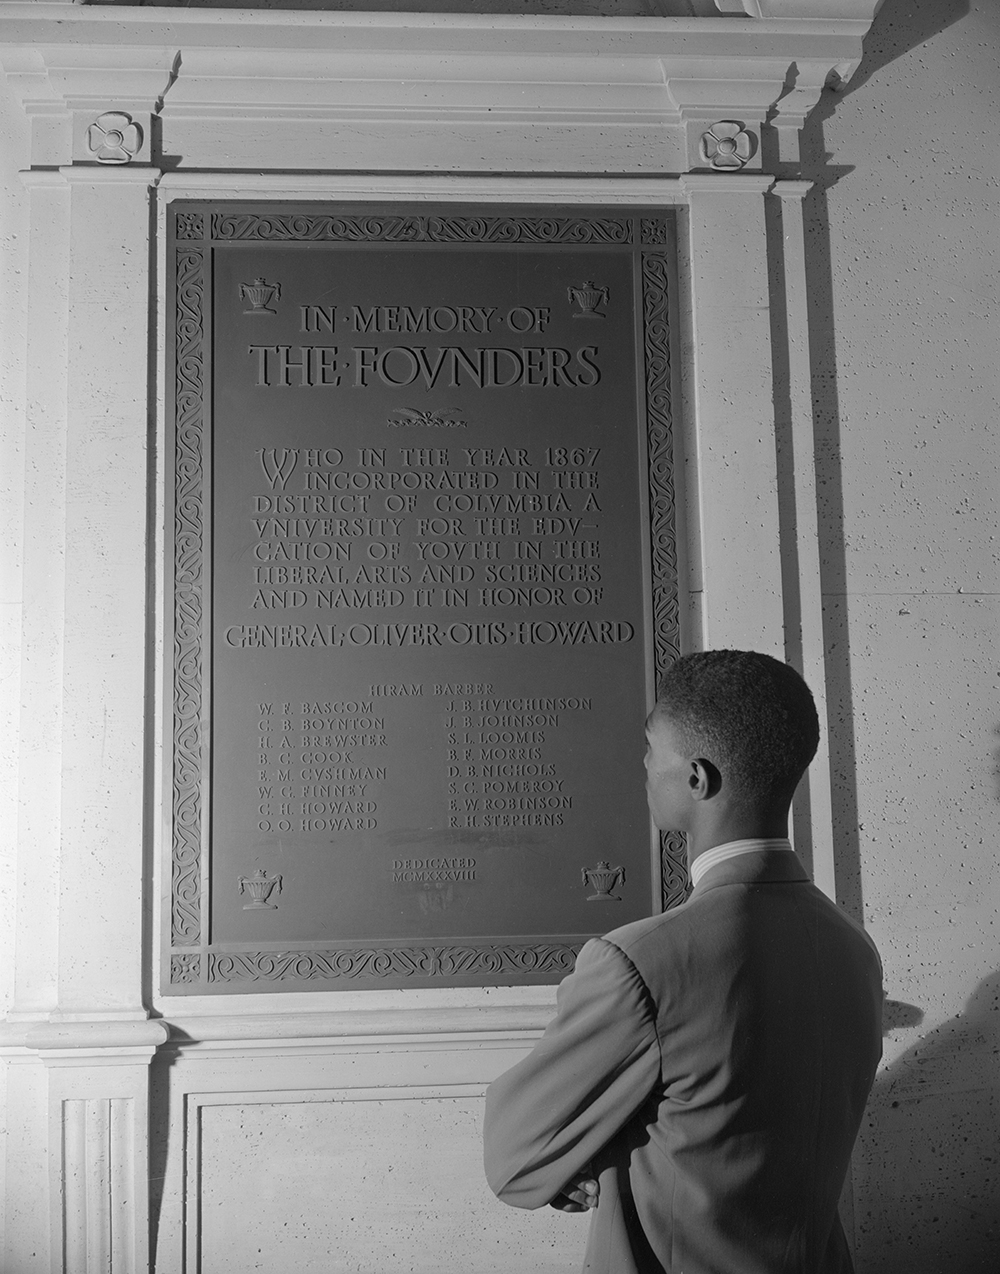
[166,204,683,993]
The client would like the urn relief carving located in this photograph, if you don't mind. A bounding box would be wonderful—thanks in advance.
[239,868,282,910]
[567,281,609,319]
[582,861,626,901]
[240,277,281,314]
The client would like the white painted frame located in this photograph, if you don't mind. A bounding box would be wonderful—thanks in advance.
[153,171,694,1018]
[181,1084,485,1273]
[150,168,832,1015]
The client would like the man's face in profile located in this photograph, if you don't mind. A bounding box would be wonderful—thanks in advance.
[644,712,692,833]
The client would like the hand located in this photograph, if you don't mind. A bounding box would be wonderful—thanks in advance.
[549,1173,599,1213]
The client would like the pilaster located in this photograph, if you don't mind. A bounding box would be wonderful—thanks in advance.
[56,165,160,1017]
[39,1022,169,1274]
[2,161,164,1274]
[9,163,160,1020]
[12,170,70,1020]
[680,172,784,656]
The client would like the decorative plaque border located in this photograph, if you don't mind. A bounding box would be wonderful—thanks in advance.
[166,206,683,990]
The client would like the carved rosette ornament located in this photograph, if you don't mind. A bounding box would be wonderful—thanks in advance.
[174,212,205,241]
[699,122,756,171]
[170,953,202,984]
[86,111,142,164]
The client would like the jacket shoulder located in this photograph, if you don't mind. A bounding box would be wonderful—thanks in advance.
[601,894,701,961]
[602,880,881,980]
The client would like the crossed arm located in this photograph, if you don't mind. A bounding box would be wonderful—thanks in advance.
[483,937,661,1212]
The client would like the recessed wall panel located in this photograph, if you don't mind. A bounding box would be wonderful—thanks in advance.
[195,1094,587,1274]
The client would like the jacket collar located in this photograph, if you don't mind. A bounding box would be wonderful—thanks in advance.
[691,848,810,893]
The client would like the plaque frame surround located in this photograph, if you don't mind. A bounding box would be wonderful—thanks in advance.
[166,202,684,993]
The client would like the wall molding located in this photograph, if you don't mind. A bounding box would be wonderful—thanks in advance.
[2,5,875,173]
[161,1005,555,1051]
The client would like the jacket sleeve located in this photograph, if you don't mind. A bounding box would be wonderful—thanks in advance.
[483,937,661,1210]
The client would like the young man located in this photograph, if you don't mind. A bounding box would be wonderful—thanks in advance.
[483,650,883,1274]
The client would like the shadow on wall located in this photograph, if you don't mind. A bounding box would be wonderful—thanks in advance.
[769,0,973,934]
[787,0,973,926]
[855,976,1000,1272]
[783,5,995,1268]
[832,0,971,101]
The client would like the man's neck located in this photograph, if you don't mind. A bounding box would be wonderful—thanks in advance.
[687,811,789,869]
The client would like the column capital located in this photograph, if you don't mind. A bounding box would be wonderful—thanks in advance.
[681,173,775,196]
[772,178,814,199]
[22,165,163,188]
[59,163,162,186]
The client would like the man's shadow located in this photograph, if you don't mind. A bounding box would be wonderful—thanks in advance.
[854,975,1000,1272]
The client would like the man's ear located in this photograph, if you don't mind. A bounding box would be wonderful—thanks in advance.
[689,758,722,801]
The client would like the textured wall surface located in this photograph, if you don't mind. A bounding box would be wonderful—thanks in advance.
[0,53,28,1026]
[197,1095,586,1273]
[808,1,1000,1267]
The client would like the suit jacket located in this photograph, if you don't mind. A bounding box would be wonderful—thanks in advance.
[483,850,883,1273]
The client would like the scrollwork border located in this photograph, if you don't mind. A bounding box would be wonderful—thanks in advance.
[171,235,206,949]
[211,212,633,245]
[640,249,688,911]
[207,942,582,984]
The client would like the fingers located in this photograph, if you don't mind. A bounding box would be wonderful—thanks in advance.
[557,1178,600,1210]
[547,1171,601,1213]
[575,1178,600,1208]
[548,1193,589,1213]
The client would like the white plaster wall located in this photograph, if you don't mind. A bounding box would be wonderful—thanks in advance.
[0,61,30,1258]
[147,1035,590,1274]
[813,0,1000,1266]
[198,1095,585,1272]
[0,40,29,1026]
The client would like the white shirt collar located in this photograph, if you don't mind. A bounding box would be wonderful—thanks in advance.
[689,838,794,889]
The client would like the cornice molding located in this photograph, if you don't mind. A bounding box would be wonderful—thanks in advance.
[160,1005,555,1051]
[1,5,875,172]
[1,2,880,35]
[156,172,687,199]
[680,172,774,194]
[0,1017,171,1054]
[734,1,884,18]
[60,162,161,183]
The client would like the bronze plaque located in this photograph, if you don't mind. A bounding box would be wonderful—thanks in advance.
[166,204,682,993]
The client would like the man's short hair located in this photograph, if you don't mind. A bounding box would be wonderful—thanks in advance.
[654,650,819,805]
